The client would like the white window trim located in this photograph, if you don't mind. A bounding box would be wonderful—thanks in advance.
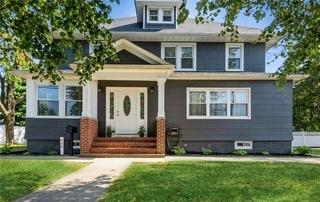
[186,87,251,120]
[147,7,174,24]
[35,81,82,119]
[36,85,60,117]
[161,43,197,71]
[234,141,253,150]
[225,43,244,71]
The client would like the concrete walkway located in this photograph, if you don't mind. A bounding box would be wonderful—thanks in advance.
[14,155,319,202]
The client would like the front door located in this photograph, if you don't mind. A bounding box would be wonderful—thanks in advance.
[116,89,137,134]
[106,87,147,135]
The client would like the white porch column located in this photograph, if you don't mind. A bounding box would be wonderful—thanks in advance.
[157,78,166,118]
[82,81,98,119]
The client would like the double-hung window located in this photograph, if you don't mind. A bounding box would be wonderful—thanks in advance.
[162,43,196,71]
[37,85,59,116]
[187,88,251,119]
[148,9,159,22]
[163,9,172,22]
[226,43,244,71]
[65,86,83,116]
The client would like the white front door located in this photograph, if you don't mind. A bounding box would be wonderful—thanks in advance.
[106,87,147,135]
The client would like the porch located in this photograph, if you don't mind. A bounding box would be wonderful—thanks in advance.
[77,39,172,157]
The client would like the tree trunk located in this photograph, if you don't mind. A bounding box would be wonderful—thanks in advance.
[4,114,14,144]
[1,76,16,144]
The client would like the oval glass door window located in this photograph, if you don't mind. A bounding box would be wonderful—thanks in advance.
[123,95,131,116]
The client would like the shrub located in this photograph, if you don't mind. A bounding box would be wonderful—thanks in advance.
[233,149,247,156]
[172,146,186,155]
[293,146,311,156]
[201,145,213,155]
[262,150,270,156]
[106,126,115,137]
[47,150,58,155]
[137,126,146,137]
[0,144,12,154]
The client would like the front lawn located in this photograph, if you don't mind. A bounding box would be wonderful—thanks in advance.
[311,148,320,155]
[103,161,320,202]
[0,159,87,202]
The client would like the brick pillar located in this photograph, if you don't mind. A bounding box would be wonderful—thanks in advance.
[156,117,166,155]
[80,117,98,155]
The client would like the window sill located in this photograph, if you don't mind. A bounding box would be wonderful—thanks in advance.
[186,116,251,120]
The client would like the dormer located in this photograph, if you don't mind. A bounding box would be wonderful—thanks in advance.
[135,0,183,29]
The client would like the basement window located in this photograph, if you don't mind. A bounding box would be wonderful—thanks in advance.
[234,141,253,150]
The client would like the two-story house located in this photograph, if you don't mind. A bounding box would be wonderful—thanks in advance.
[16,0,302,156]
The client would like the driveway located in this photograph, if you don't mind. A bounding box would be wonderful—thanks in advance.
[14,155,319,201]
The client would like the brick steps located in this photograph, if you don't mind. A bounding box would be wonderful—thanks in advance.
[91,141,156,148]
[80,153,165,158]
[89,147,157,154]
[89,137,157,155]
[94,137,156,142]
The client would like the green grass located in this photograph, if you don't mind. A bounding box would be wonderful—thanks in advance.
[0,160,87,202]
[311,148,320,155]
[103,161,320,202]
[0,144,27,154]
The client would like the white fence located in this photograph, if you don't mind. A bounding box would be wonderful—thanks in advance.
[292,132,320,147]
[0,125,26,144]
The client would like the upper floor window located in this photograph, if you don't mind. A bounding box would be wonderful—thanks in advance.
[187,88,251,119]
[37,85,59,116]
[147,7,173,23]
[65,86,83,116]
[225,43,244,71]
[163,9,172,22]
[149,9,159,21]
[161,43,196,71]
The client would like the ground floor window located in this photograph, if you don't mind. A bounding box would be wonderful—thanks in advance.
[187,88,251,119]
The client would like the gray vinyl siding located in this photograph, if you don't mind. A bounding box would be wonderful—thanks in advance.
[165,80,293,143]
[25,118,80,154]
[97,81,158,137]
[111,50,149,64]
[179,141,291,154]
[144,5,176,29]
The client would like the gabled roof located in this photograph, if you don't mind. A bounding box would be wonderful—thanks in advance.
[114,38,169,65]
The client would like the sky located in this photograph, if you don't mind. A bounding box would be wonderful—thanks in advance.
[108,0,283,73]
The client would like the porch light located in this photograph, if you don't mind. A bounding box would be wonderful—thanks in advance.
[149,86,155,94]
[98,86,103,93]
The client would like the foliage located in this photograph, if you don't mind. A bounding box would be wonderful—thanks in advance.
[0,143,12,154]
[171,146,186,155]
[261,150,270,156]
[0,159,86,202]
[178,1,320,130]
[233,149,247,156]
[310,148,320,156]
[106,126,115,137]
[293,146,312,156]
[201,145,213,155]
[0,144,26,154]
[47,150,58,155]
[0,0,119,84]
[102,161,320,202]
[293,79,320,131]
[137,126,146,137]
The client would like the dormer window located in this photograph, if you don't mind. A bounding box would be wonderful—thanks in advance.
[147,7,174,23]
[149,9,159,22]
[163,9,172,22]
